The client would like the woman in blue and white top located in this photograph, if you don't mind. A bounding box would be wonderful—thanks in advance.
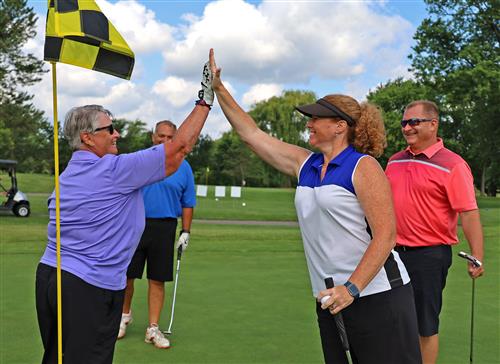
[210,49,421,364]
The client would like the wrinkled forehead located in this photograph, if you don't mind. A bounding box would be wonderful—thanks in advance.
[403,105,426,119]
[155,123,176,135]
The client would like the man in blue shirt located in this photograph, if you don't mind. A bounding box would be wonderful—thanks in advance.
[118,120,196,349]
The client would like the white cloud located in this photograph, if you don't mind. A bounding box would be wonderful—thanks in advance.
[152,77,199,108]
[96,0,175,54]
[242,83,283,108]
[162,0,414,85]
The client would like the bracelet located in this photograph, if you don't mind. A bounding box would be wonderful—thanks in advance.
[195,99,211,109]
[180,229,190,234]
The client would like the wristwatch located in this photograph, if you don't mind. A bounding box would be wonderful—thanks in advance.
[344,281,360,300]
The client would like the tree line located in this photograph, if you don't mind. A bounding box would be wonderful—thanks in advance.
[1,0,498,195]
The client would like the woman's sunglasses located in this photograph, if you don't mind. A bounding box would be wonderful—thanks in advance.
[93,124,114,134]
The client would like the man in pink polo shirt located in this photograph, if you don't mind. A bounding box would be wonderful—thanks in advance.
[385,100,484,364]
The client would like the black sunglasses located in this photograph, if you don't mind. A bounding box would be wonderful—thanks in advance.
[400,118,434,127]
[93,124,114,134]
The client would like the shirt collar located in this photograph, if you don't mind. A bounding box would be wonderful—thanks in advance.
[71,150,101,161]
[406,138,444,159]
[312,145,356,169]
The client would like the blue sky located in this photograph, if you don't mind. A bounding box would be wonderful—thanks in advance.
[26,0,428,137]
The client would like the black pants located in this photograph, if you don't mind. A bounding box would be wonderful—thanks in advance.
[317,284,421,364]
[127,218,177,282]
[35,263,125,364]
[395,244,452,336]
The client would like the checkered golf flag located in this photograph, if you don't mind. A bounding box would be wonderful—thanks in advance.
[44,0,134,79]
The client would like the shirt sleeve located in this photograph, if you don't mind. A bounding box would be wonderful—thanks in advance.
[110,144,166,194]
[445,161,478,212]
[181,161,196,208]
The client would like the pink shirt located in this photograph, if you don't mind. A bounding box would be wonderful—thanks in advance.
[385,139,477,247]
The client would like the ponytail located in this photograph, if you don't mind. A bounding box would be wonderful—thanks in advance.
[350,102,386,158]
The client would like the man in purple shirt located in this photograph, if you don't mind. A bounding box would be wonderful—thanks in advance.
[35,55,214,364]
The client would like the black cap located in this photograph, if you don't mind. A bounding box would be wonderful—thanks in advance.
[295,98,355,126]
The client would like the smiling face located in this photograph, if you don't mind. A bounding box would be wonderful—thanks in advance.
[306,117,342,149]
[81,112,120,157]
[402,105,439,153]
[152,123,176,145]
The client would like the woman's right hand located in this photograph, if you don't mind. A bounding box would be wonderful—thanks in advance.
[209,48,223,91]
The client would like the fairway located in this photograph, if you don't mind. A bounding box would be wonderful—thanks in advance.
[0,177,498,363]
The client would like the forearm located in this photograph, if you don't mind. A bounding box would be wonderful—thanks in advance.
[349,236,395,291]
[351,157,396,291]
[214,83,309,176]
[214,84,259,142]
[165,105,209,175]
[181,207,193,231]
[460,209,484,261]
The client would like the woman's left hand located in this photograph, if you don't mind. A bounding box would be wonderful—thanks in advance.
[317,286,354,315]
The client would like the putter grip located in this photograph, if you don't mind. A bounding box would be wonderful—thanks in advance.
[458,251,482,267]
[324,278,350,352]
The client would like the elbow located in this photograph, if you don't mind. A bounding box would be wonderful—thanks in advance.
[165,140,190,176]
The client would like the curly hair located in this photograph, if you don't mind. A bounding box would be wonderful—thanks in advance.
[322,95,386,158]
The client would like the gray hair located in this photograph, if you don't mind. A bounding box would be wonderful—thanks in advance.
[63,105,113,150]
[154,120,177,133]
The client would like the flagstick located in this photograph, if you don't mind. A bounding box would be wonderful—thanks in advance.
[50,61,63,364]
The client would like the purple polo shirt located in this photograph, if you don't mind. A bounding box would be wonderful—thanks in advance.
[40,144,166,290]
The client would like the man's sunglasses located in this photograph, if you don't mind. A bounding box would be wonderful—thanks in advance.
[400,118,434,127]
[93,124,114,134]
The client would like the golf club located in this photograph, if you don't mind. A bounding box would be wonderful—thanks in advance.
[164,246,183,335]
[323,277,353,364]
[457,251,482,364]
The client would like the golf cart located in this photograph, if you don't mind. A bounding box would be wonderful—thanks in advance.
[0,159,30,217]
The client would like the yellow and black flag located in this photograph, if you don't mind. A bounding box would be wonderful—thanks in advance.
[44,0,134,79]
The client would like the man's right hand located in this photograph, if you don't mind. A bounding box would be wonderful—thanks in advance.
[175,231,190,252]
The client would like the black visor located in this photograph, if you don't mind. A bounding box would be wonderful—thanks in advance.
[295,98,355,126]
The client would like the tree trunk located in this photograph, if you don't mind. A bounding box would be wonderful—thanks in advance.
[480,164,486,196]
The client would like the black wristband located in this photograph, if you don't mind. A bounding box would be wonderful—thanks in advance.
[180,229,190,235]
[344,281,360,299]
[195,99,211,109]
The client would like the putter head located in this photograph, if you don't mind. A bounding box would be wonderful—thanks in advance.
[163,330,172,335]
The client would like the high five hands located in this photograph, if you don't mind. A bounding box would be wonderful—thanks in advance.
[209,48,222,91]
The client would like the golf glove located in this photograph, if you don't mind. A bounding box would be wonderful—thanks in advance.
[175,230,190,252]
[197,61,214,106]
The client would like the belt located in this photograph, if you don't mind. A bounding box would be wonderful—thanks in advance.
[394,245,430,252]
[394,245,433,252]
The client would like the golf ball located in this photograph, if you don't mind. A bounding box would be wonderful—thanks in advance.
[320,295,331,305]
[215,198,219,201]
[242,202,246,206]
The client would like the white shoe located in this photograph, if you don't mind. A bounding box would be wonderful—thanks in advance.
[145,324,170,349]
[117,311,133,339]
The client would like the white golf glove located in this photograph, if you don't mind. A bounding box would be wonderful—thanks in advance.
[175,230,190,252]
[197,61,214,106]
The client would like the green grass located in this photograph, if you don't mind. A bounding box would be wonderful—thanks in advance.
[0,179,499,364]
[2,178,298,221]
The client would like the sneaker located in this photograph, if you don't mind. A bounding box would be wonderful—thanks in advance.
[117,311,133,339]
[145,324,170,349]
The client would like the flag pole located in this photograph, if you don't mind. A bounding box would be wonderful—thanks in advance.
[50,61,63,364]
